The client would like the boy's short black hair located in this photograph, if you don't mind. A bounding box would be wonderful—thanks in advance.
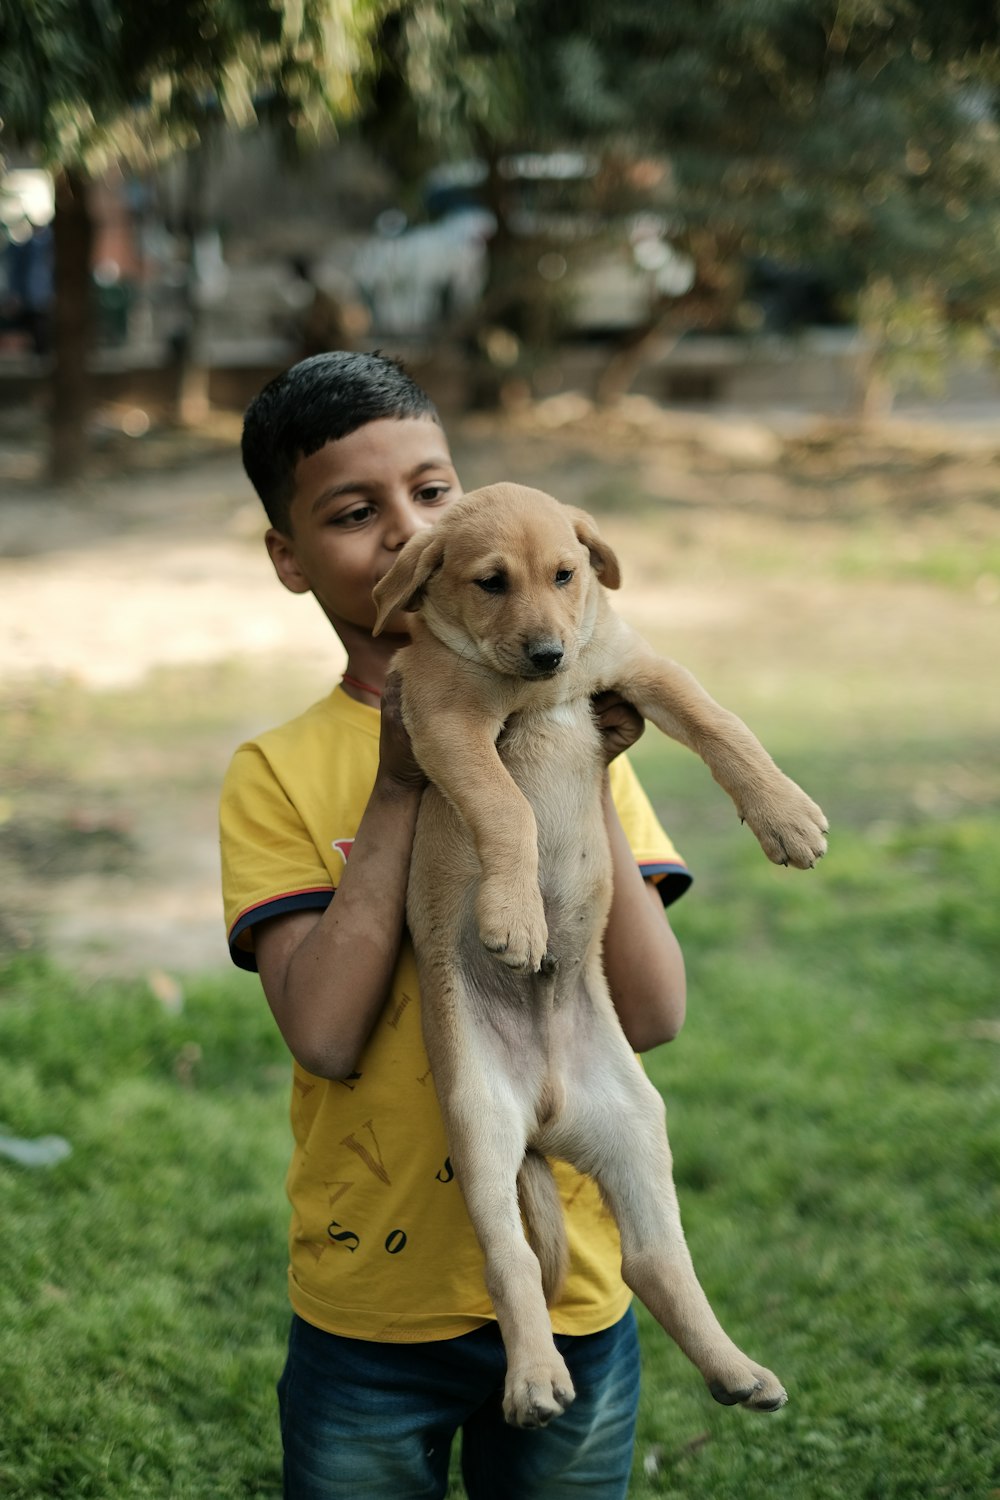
[241,351,441,530]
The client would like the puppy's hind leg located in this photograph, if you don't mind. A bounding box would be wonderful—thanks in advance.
[558,1035,787,1413]
[444,1072,575,1428]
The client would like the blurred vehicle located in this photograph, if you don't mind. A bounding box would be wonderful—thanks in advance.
[354,201,494,337]
[354,153,695,339]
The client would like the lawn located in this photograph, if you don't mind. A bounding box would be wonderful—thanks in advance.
[631,813,1000,1498]
[1,809,996,1497]
[1,406,998,1496]
[0,954,289,1497]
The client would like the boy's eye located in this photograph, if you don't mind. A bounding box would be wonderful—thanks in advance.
[554,569,574,586]
[416,483,451,504]
[475,574,506,595]
[331,504,374,527]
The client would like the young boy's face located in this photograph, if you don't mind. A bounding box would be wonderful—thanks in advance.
[266,416,462,642]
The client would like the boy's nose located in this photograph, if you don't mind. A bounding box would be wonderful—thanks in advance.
[386,504,433,551]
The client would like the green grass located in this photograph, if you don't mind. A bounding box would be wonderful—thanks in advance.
[833,526,1000,591]
[0,959,290,1498]
[631,812,1000,1498]
[1,810,997,1497]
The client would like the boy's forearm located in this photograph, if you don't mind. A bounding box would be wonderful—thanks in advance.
[262,773,422,1078]
[601,783,687,1052]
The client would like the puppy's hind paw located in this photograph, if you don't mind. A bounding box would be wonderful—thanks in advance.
[709,1360,787,1414]
[503,1359,576,1428]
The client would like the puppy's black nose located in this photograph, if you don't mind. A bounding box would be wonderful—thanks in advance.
[526,642,564,673]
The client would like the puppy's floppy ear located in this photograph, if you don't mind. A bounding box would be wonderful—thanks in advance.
[569,508,621,590]
[372,529,445,635]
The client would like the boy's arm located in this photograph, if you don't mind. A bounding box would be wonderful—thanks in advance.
[254,677,425,1080]
[602,789,686,1052]
[593,691,687,1053]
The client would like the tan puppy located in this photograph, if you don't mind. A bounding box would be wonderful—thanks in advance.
[372,482,827,1428]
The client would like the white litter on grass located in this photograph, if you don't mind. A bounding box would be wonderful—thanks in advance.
[0,1127,72,1168]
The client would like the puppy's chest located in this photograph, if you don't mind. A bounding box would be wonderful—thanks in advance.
[497,700,607,875]
[497,699,600,790]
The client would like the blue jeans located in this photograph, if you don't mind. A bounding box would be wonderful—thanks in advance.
[277,1308,641,1499]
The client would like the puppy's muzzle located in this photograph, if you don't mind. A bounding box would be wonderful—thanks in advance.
[523,640,565,678]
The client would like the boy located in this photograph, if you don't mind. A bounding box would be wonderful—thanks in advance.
[222,351,692,1499]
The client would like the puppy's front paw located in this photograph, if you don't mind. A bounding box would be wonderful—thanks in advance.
[476,880,548,972]
[503,1355,576,1427]
[742,778,828,869]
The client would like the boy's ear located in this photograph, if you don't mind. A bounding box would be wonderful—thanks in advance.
[265,528,312,595]
[372,529,446,635]
[568,508,621,590]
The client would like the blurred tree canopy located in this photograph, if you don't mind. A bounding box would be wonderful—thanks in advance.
[369,0,1000,405]
[3,0,1000,472]
[0,0,379,477]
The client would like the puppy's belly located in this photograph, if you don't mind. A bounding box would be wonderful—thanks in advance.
[501,703,611,923]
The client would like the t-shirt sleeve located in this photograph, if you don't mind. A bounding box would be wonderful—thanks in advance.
[220,742,335,972]
[608,754,692,908]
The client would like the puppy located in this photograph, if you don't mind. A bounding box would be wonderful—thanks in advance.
[372,482,827,1428]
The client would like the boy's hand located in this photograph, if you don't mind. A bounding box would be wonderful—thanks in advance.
[376,672,427,792]
[592,690,645,765]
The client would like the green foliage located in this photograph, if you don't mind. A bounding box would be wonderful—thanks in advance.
[556,1,1000,326]
[387,0,528,154]
[0,0,119,156]
[372,0,1000,374]
[0,0,380,169]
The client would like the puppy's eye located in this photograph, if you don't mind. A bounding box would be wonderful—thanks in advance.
[554,569,574,586]
[475,574,506,595]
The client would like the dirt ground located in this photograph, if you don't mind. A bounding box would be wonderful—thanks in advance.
[2,394,998,981]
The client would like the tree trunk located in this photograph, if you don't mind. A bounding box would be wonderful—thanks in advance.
[854,344,895,424]
[49,167,94,483]
[171,142,211,426]
[594,311,682,408]
[594,273,733,409]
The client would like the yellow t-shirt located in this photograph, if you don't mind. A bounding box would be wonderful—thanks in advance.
[220,685,690,1343]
